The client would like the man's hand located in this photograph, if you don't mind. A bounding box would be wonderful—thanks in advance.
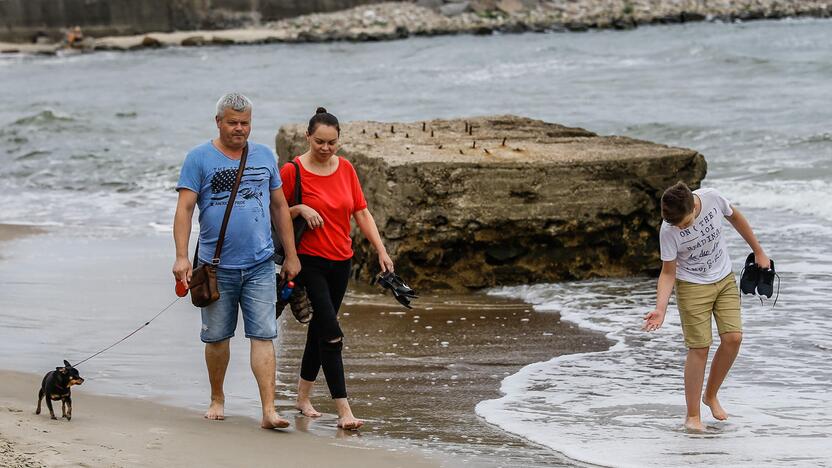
[642,309,666,332]
[754,251,771,270]
[281,254,301,280]
[172,257,193,288]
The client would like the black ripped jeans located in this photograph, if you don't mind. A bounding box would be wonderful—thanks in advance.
[295,254,351,399]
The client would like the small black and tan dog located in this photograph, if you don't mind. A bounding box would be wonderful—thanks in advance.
[36,360,84,421]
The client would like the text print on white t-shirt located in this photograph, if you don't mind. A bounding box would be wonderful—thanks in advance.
[660,188,733,284]
[680,207,722,272]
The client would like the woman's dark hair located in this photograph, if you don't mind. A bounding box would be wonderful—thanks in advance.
[307,107,340,135]
[661,181,695,225]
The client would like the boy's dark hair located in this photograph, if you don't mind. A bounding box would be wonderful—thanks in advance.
[661,182,694,225]
[307,107,340,135]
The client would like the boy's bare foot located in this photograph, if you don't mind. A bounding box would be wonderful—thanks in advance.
[261,412,290,429]
[684,416,705,432]
[204,398,225,420]
[337,416,364,431]
[703,395,728,420]
[296,399,322,417]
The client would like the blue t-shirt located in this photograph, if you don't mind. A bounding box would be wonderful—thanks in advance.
[177,141,281,269]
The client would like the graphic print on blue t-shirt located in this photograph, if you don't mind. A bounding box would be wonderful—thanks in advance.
[208,165,272,222]
[176,141,281,269]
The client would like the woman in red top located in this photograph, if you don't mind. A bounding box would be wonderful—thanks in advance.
[281,107,393,430]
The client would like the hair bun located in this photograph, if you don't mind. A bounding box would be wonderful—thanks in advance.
[316,107,328,114]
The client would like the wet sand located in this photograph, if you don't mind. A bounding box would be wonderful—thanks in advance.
[276,289,611,466]
[0,226,437,467]
[0,224,44,244]
[0,229,610,466]
[0,370,437,468]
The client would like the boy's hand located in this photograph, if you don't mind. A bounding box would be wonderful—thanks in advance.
[755,251,771,270]
[642,309,666,332]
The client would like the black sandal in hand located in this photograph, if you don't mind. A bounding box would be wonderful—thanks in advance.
[376,271,418,309]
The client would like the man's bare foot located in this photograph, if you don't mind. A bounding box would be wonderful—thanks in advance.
[204,398,224,420]
[295,399,321,417]
[261,412,290,430]
[337,416,364,431]
[684,416,705,432]
[703,395,728,420]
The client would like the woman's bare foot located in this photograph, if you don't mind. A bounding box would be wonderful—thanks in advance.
[684,416,705,432]
[703,395,728,420]
[334,398,363,431]
[337,416,364,431]
[261,412,290,430]
[204,398,225,420]
[296,399,321,417]
[296,378,321,417]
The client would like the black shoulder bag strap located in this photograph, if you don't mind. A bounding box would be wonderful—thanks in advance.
[290,159,302,205]
[193,143,249,266]
[273,159,306,265]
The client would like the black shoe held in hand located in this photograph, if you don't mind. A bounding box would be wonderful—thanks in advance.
[740,252,760,295]
[757,258,776,299]
[740,252,780,306]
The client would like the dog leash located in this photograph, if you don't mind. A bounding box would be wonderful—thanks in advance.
[72,296,183,368]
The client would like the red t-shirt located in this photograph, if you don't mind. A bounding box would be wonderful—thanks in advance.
[280,157,368,261]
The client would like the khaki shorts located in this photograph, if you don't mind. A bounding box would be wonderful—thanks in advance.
[675,273,742,348]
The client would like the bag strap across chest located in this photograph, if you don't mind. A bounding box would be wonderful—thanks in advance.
[289,159,302,205]
[194,143,249,266]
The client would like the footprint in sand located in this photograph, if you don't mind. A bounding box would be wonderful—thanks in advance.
[145,441,164,450]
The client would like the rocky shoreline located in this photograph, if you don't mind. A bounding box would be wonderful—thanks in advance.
[1,0,830,54]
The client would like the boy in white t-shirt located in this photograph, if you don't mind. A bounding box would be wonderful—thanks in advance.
[643,182,769,431]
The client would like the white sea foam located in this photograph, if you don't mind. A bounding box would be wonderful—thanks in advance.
[720,179,832,223]
[478,230,832,467]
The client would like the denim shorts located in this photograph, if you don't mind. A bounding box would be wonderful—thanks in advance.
[200,259,277,343]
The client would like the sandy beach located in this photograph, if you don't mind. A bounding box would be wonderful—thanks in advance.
[0,225,438,467]
[0,225,609,466]
[0,370,438,468]
[0,224,44,245]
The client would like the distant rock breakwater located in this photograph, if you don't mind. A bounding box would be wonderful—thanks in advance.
[2,0,830,54]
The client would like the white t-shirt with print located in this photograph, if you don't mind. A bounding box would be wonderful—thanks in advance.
[660,188,734,284]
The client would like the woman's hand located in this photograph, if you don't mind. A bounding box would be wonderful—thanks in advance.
[642,309,666,332]
[297,204,324,229]
[378,251,394,273]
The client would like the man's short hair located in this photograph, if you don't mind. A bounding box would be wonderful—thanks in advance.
[216,93,252,118]
[661,181,694,225]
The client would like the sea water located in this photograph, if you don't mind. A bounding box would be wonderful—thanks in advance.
[1,17,831,467]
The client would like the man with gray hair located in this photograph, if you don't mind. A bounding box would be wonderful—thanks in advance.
[172,92,301,429]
